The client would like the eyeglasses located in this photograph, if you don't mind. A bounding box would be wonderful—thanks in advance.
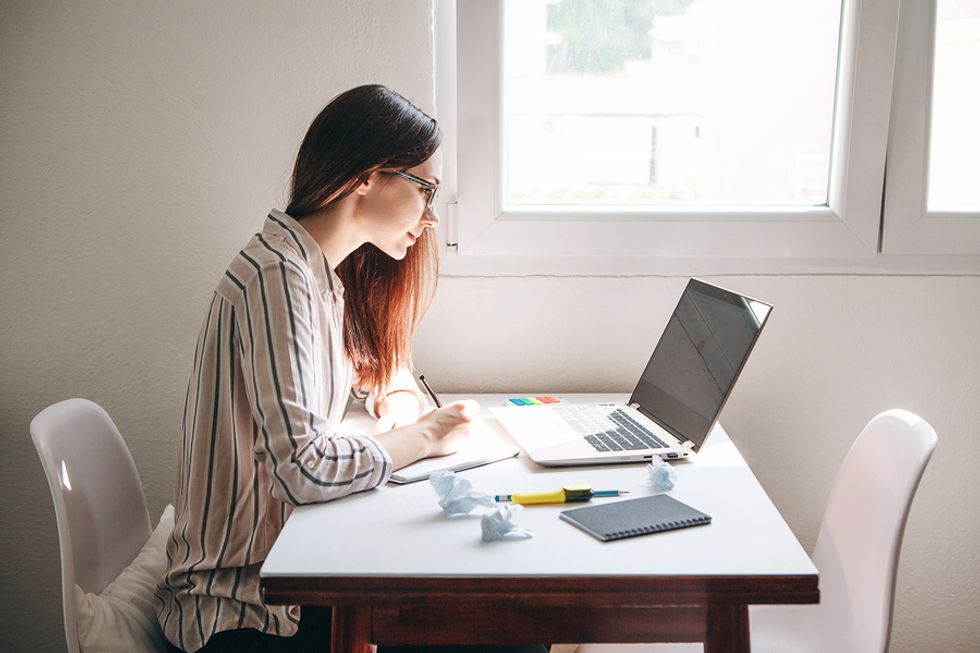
[384,170,440,212]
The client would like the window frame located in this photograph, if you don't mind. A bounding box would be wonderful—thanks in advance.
[433,0,978,275]
[881,0,980,255]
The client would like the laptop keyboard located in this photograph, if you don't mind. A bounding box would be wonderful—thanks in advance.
[554,405,669,452]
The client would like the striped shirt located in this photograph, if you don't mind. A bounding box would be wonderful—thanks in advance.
[155,210,411,652]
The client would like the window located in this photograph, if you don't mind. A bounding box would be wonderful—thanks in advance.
[434,0,977,273]
[928,0,980,210]
[882,0,980,254]
[504,0,840,208]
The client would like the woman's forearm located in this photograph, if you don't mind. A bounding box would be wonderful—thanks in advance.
[372,427,430,470]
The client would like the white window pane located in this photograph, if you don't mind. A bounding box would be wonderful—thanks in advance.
[928,0,980,211]
[504,0,841,207]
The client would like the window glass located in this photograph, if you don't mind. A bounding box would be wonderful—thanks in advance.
[927,0,980,211]
[504,0,842,207]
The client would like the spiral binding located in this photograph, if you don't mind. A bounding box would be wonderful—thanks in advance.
[609,517,708,539]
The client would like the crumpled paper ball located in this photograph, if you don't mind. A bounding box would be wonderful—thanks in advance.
[481,504,534,542]
[430,469,497,516]
[646,456,677,492]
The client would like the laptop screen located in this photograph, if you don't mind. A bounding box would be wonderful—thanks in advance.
[629,279,772,448]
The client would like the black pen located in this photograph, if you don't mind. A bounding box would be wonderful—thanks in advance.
[417,374,443,408]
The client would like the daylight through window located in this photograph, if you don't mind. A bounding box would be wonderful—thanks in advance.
[504,0,843,208]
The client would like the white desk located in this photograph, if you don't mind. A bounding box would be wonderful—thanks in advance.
[261,394,818,653]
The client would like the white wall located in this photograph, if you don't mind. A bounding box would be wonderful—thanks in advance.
[1,2,977,652]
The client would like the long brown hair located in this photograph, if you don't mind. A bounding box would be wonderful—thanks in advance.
[285,85,441,394]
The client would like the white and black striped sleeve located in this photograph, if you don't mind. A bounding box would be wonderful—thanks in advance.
[235,259,391,505]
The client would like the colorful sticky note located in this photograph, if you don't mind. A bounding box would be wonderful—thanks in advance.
[508,396,563,406]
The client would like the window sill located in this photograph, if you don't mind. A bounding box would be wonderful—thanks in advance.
[438,252,980,277]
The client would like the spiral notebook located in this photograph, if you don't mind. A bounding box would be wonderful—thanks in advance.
[559,494,712,542]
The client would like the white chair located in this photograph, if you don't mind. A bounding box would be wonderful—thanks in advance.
[579,409,938,653]
[31,398,154,653]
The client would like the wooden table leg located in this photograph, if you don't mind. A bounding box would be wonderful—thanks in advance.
[705,604,750,653]
[331,606,375,653]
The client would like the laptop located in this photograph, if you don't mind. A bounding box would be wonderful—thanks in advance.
[490,279,772,466]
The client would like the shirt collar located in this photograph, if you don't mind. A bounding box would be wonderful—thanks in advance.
[264,209,344,297]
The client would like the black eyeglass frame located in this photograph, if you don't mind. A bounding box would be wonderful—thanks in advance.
[383,170,440,211]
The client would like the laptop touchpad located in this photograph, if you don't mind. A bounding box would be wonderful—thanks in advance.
[503,409,577,450]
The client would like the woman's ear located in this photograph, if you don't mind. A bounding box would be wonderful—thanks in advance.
[353,171,377,197]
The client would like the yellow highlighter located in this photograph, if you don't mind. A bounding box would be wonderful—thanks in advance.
[494,485,629,505]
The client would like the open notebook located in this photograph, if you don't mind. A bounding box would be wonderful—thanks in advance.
[389,417,520,484]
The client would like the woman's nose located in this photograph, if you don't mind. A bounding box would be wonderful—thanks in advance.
[422,205,440,228]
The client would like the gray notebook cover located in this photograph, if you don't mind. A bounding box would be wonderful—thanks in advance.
[559,494,712,542]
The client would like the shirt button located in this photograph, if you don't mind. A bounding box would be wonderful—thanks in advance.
[306,460,315,469]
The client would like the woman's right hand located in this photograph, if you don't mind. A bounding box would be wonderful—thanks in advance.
[373,400,480,470]
[413,400,478,457]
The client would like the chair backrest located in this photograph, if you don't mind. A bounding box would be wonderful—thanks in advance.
[31,398,153,653]
[812,409,937,653]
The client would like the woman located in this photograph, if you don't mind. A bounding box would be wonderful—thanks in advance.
[155,86,534,653]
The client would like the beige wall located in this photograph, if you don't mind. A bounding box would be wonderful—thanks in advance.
[1,2,978,651]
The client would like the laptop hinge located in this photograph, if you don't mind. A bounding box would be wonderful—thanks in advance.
[630,402,689,446]
[629,402,658,424]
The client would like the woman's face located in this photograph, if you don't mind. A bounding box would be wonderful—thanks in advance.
[359,148,442,260]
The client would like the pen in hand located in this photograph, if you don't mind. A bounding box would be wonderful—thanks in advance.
[417,374,443,408]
